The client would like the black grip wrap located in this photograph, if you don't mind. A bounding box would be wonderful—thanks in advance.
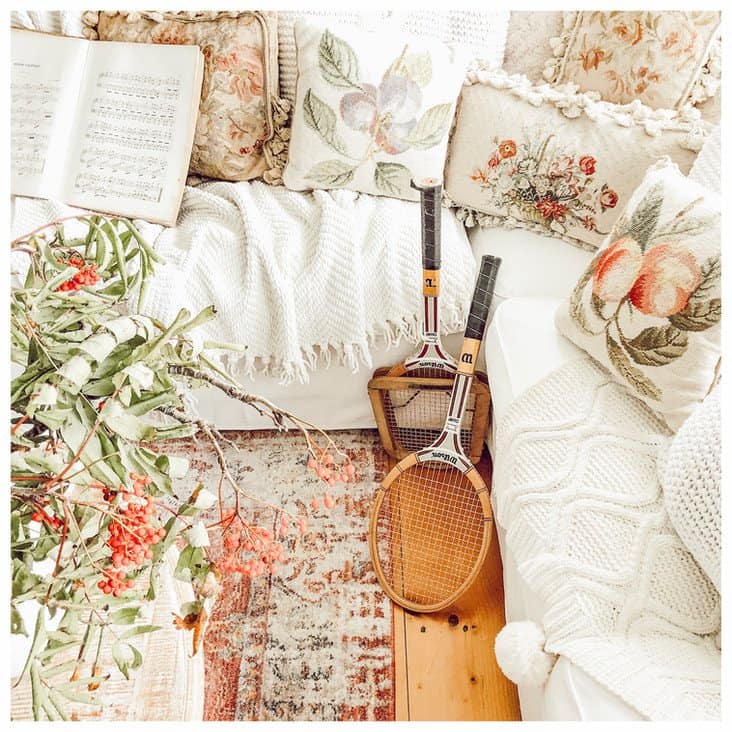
[410,178,442,270]
[464,255,501,341]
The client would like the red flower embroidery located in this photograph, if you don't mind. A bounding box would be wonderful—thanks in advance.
[579,155,596,175]
[600,189,618,210]
[579,47,606,71]
[487,153,501,168]
[535,198,567,221]
[498,140,517,159]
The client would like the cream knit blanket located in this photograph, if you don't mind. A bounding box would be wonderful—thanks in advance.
[11,182,475,382]
[494,357,720,720]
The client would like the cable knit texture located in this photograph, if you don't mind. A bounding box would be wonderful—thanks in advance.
[660,386,721,591]
[10,184,476,383]
[494,357,721,720]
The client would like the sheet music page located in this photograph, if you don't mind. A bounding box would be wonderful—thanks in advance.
[11,30,88,198]
[64,40,202,225]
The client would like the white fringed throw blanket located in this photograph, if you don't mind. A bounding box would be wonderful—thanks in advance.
[494,358,721,720]
[11,182,476,382]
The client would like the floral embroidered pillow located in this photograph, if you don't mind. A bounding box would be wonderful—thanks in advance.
[556,159,720,431]
[283,20,467,201]
[443,68,704,251]
[96,11,278,182]
[552,11,721,109]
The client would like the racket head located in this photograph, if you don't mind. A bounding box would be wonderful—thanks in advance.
[369,450,492,613]
[367,368,491,464]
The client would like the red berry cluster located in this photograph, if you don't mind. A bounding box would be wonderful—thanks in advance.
[55,254,100,292]
[96,473,165,597]
[306,449,356,513]
[30,508,63,531]
[218,509,287,578]
[307,450,356,487]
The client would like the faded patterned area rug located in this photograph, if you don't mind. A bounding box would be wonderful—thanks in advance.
[177,429,394,721]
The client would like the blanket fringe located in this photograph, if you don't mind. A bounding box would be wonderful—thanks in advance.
[202,303,467,386]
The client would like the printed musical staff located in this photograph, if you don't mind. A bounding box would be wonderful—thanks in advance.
[10,80,61,178]
[72,70,179,204]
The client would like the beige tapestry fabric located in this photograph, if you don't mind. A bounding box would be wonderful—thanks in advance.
[555,159,720,431]
[283,20,467,202]
[444,66,705,251]
[94,11,278,182]
[549,11,721,110]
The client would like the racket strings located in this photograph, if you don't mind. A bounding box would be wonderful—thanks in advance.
[374,461,487,607]
[382,384,477,455]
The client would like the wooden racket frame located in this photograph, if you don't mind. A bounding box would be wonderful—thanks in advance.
[369,334,494,613]
[367,367,491,465]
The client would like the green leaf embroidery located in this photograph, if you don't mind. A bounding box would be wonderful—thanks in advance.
[569,254,601,334]
[303,89,348,155]
[590,293,607,320]
[606,332,662,401]
[386,51,432,86]
[305,159,356,186]
[669,298,721,332]
[373,162,411,196]
[689,255,721,302]
[318,29,361,89]
[405,103,453,150]
[622,325,688,366]
[623,181,664,250]
[655,212,720,239]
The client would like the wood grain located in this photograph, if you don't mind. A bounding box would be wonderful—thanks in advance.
[390,456,521,721]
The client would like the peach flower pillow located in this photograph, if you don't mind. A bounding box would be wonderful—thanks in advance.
[556,158,720,431]
[548,11,721,110]
[93,11,279,182]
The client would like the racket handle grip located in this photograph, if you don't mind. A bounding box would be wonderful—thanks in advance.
[411,177,442,270]
[464,255,501,342]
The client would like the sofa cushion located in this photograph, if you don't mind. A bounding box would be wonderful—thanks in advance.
[468,226,593,322]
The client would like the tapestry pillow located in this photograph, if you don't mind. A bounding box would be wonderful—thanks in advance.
[92,10,279,182]
[545,11,721,110]
[282,20,467,201]
[443,67,706,251]
[555,158,721,431]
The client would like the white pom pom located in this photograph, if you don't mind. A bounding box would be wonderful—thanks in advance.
[494,621,557,687]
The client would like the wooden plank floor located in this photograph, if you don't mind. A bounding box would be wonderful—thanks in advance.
[389,455,521,721]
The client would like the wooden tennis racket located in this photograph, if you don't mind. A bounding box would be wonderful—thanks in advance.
[369,254,501,613]
[391,177,457,378]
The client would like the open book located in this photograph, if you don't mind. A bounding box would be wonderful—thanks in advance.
[11,29,204,226]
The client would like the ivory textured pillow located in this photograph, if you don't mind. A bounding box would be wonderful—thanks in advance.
[283,20,467,201]
[94,10,278,182]
[444,67,706,251]
[555,159,720,430]
[548,11,721,110]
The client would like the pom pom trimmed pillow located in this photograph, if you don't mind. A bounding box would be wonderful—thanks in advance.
[283,20,467,201]
[546,11,721,110]
[555,159,720,430]
[443,67,706,251]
